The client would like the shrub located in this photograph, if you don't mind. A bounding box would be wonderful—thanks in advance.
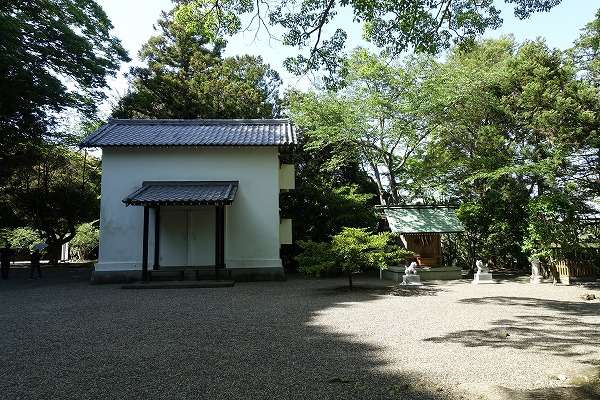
[522,192,586,261]
[70,222,99,261]
[296,240,336,277]
[297,227,413,289]
[6,227,42,251]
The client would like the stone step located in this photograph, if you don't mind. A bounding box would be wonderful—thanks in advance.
[122,280,235,289]
[150,270,184,281]
[149,268,231,281]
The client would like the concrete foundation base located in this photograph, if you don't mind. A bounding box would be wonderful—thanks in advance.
[226,267,285,282]
[91,266,285,284]
[473,272,494,284]
[382,266,462,281]
[402,274,422,285]
[122,280,235,289]
[91,270,141,284]
[382,266,408,282]
[530,275,543,284]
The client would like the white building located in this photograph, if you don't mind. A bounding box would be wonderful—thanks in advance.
[81,119,296,283]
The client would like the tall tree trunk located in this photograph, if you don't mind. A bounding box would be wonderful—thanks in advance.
[81,149,87,188]
[365,155,386,205]
[387,155,399,204]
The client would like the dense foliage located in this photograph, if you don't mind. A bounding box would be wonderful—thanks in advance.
[0,1,126,261]
[114,7,281,119]
[289,50,435,205]
[0,1,128,185]
[70,222,100,261]
[2,0,597,275]
[0,227,42,252]
[421,37,599,265]
[291,24,600,270]
[173,0,563,85]
[297,228,412,288]
[4,145,101,263]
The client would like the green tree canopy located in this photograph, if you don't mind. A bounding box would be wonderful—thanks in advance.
[418,36,599,264]
[113,7,281,119]
[573,9,600,88]
[571,9,600,201]
[289,49,436,205]
[173,0,564,85]
[4,144,101,263]
[291,30,600,267]
[0,0,128,184]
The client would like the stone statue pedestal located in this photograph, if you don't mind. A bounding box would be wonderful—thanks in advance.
[402,274,422,285]
[530,275,543,284]
[472,271,493,284]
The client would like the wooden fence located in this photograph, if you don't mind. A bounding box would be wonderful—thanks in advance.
[553,259,597,284]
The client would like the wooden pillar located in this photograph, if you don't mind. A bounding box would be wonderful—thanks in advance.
[220,205,226,267]
[142,206,149,281]
[215,205,225,268]
[153,207,160,270]
[215,206,220,267]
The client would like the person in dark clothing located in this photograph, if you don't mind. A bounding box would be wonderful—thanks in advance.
[1,248,13,280]
[30,249,42,279]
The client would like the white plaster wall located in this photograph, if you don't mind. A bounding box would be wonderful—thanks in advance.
[279,164,295,190]
[159,208,188,266]
[96,146,281,271]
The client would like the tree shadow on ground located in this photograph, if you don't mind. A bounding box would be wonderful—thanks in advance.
[424,296,600,399]
[314,282,445,297]
[0,265,91,291]
[579,281,600,290]
[494,374,600,400]
[425,313,600,357]
[424,297,600,357]
[0,273,462,400]
[458,296,600,317]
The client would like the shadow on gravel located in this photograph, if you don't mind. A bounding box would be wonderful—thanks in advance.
[0,265,92,291]
[387,285,445,297]
[0,274,461,400]
[458,296,600,317]
[495,374,600,400]
[315,283,445,297]
[423,296,600,398]
[424,297,600,356]
[424,313,600,357]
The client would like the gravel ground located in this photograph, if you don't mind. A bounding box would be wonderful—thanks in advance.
[1,267,599,400]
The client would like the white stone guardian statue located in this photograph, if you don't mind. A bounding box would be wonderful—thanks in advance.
[530,257,543,284]
[473,259,493,284]
[402,261,421,285]
[405,261,418,275]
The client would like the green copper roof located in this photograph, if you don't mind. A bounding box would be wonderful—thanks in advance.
[383,207,464,234]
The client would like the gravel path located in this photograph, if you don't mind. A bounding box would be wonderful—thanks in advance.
[1,267,599,400]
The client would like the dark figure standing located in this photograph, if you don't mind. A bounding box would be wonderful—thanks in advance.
[1,248,13,280]
[30,249,42,279]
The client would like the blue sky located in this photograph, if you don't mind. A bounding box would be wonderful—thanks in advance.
[98,0,599,107]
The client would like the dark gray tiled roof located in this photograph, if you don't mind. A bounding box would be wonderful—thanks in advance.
[81,119,296,147]
[123,181,238,206]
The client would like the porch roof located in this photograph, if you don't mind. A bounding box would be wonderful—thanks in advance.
[123,181,238,206]
[381,206,464,234]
